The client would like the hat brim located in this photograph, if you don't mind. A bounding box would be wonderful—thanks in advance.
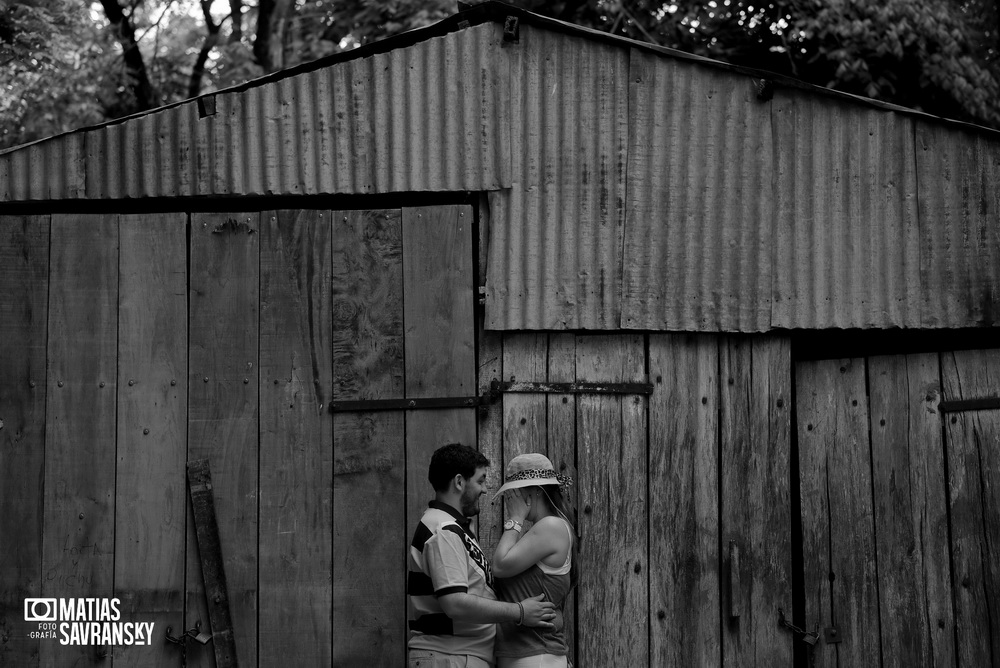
[492,477,559,501]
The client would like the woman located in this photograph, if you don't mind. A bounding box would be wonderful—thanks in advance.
[491,453,578,668]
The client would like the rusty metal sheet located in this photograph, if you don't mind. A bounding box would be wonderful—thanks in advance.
[771,88,923,329]
[0,22,509,201]
[486,25,629,330]
[917,120,1000,327]
[622,49,774,332]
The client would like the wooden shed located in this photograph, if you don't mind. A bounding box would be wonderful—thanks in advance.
[2,2,999,667]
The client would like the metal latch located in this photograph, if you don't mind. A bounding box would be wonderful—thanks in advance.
[824,626,843,644]
[778,608,819,647]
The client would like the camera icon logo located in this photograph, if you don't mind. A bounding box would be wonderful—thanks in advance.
[24,598,58,622]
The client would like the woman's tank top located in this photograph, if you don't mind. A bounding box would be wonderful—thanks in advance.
[494,519,573,658]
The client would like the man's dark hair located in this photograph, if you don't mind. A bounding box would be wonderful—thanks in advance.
[428,443,489,492]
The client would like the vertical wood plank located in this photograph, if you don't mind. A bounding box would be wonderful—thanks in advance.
[477,195,505,558]
[576,334,647,666]
[331,209,406,665]
[41,213,118,667]
[0,215,48,666]
[187,212,259,668]
[114,213,187,668]
[259,209,333,666]
[649,333,720,666]
[941,349,1000,667]
[796,357,880,668]
[869,354,955,668]
[402,205,477,543]
[501,332,548,462]
[721,335,793,667]
[546,332,577,666]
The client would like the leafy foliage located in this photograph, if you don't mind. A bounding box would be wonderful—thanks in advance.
[2,0,999,150]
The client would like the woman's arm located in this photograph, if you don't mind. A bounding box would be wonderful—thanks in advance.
[492,515,569,578]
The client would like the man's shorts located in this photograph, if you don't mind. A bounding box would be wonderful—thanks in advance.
[408,649,492,668]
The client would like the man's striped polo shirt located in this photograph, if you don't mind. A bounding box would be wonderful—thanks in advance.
[407,500,496,662]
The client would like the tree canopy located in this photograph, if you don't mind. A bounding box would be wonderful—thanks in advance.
[2,0,998,150]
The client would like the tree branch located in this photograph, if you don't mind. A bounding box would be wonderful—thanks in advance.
[99,0,155,110]
[188,0,221,98]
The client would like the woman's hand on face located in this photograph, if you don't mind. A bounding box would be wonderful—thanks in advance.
[505,489,529,522]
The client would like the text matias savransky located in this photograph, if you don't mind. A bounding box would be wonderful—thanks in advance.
[26,597,155,646]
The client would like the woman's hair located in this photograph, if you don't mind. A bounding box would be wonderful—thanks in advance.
[537,483,579,587]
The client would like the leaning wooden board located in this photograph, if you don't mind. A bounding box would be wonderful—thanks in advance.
[114,213,187,668]
[41,213,118,667]
[259,209,333,666]
[187,212,259,668]
[0,215,49,666]
[332,209,406,665]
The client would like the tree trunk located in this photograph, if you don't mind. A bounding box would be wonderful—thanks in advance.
[229,0,243,42]
[253,0,292,72]
[189,0,221,99]
[99,0,155,110]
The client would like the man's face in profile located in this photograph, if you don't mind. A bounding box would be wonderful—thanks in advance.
[460,466,488,517]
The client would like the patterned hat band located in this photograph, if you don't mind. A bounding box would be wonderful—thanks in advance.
[504,468,574,488]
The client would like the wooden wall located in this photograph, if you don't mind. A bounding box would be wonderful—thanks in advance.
[0,206,476,668]
[478,332,794,668]
[2,205,999,668]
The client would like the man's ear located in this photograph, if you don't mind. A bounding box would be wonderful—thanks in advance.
[452,474,465,493]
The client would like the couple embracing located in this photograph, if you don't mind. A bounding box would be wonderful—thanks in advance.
[407,443,577,668]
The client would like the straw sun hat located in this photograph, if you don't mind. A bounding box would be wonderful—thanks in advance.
[492,453,573,501]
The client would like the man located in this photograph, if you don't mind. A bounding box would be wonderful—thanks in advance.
[408,443,556,667]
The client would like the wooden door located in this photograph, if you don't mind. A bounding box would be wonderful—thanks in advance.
[331,204,477,665]
[795,349,1000,668]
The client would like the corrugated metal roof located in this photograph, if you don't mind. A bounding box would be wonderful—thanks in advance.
[2,3,999,332]
[484,28,999,332]
[769,88,923,329]
[0,23,509,201]
[916,120,1000,327]
[485,26,629,330]
[621,50,774,332]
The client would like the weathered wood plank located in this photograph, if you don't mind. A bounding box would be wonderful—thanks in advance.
[796,358,879,668]
[331,209,406,665]
[402,205,477,534]
[187,212,259,668]
[941,348,1000,666]
[0,215,48,666]
[477,195,504,557]
[501,332,548,465]
[259,209,333,667]
[546,332,576,666]
[576,334,647,666]
[648,333,720,666]
[869,354,955,668]
[41,213,118,667]
[114,213,187,668]
[721,335,793,667]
